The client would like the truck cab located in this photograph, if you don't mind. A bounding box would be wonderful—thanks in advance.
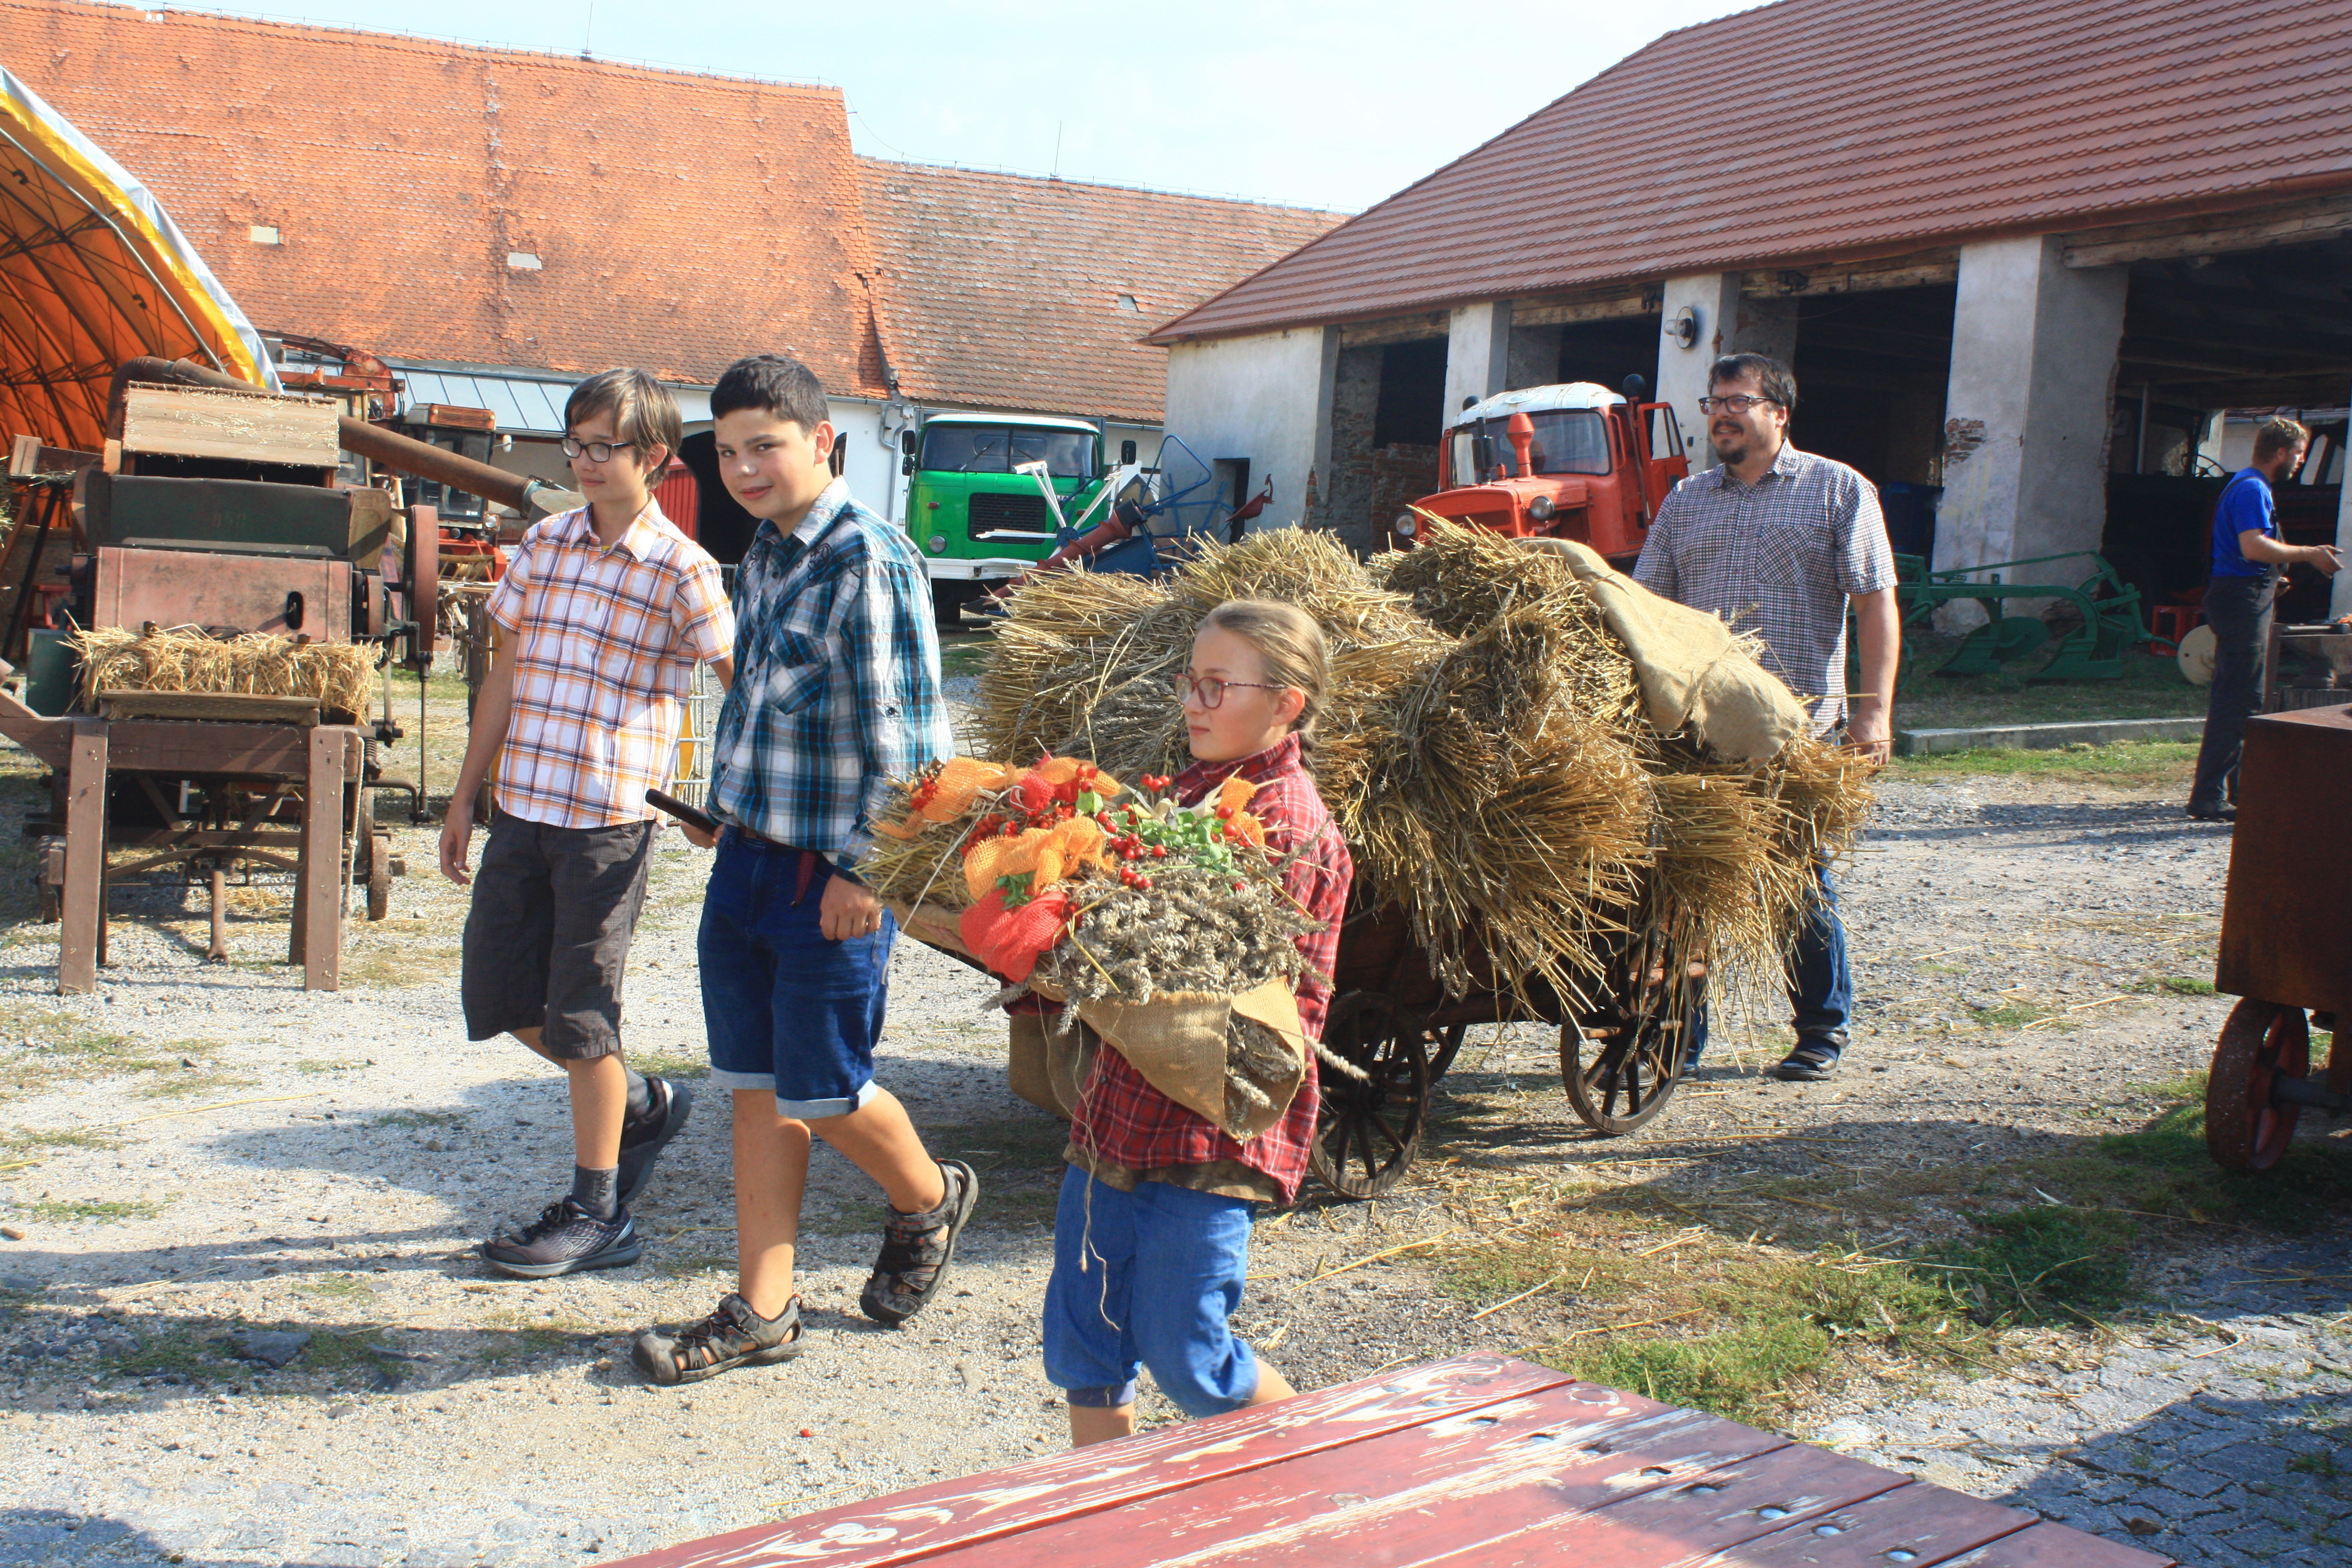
[1393,381,1688,568]
[901,413,1118,623]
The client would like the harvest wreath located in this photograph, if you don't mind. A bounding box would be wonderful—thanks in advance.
[870,753,1327,1139]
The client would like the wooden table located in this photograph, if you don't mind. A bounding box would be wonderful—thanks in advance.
[612,1355,2170,1567]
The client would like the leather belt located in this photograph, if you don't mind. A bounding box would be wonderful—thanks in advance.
[722,822,829,905]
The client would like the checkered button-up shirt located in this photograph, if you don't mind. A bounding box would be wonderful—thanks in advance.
[709,478,950,868]
[485,502,732,829]
[1631,444,1897,736]
[1068,733,1354,1205]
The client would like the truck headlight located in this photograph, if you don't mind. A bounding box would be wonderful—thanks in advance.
[1526,496,1556,523]
[1393,512,1417,538]
[927,535,948,553]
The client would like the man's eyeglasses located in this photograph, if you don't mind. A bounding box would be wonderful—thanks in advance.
[1174,672,1289,709]
[1696,395,1779,415]
[560,437,639,463]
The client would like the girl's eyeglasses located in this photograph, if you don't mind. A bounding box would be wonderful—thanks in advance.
[1174,672,1288,709]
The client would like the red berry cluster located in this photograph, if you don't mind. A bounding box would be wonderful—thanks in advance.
[1137,773,1172,793]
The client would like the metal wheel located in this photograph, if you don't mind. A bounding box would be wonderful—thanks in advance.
[1561,924,1701,1136]
[2206,999,2309,1172]
[1309,992,1431,1200]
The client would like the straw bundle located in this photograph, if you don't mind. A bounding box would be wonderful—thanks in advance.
[67,625,378,720]
[975,523,1875,1001]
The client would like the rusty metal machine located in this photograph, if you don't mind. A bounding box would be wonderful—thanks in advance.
[0,355,567,993]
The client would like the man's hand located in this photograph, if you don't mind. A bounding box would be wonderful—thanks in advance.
[439,801,475,885]
[1844,711,1893,767]
[2304,543,2344,576]
[819,872,885,942]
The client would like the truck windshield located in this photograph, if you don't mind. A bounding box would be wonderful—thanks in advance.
[1451,409,1610,483]
[920,425,1097,480]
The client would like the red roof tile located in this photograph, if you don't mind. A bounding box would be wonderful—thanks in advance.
[859,160,1340,424]
[4,0,888,395]
[1153,0,2352,342]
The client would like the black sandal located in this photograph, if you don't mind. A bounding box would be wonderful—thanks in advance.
[859,1159,979,1327]
[631,1292,804,1386]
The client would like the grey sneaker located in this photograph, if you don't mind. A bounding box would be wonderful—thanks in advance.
[479,1199,641,1279]
[617,1076,693,1207]
[859,1161,979,1327]
[632,1293,804,1386]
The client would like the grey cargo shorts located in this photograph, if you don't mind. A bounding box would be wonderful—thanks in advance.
[460,811,656,1059]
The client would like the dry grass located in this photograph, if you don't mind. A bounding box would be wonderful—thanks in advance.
[67,625,379,721]
[970,524,1874,1005]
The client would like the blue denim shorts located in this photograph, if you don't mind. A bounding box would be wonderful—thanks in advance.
[699,832,895,1119]
[1042,1168,1260,1419]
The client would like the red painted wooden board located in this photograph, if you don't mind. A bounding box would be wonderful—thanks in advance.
[609,1358,2175,1568]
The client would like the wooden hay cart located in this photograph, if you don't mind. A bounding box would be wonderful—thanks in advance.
[2205,703,2352,1169]
[1309,883,1705,1199]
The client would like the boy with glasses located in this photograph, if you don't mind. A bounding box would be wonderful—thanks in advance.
[442,368,734,1277]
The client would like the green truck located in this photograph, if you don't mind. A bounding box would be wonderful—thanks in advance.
[900,412,1134,624]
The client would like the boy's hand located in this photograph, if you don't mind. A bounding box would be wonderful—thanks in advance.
[679,821,717,850]
[439,802,475,885]
[820,873,885,942]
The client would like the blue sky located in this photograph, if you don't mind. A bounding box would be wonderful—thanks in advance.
[177,0,1756,212]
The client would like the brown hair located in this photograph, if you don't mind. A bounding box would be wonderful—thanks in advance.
[563,368,681,465]
[2253,415,2310,464]
[1199,598,1327,752]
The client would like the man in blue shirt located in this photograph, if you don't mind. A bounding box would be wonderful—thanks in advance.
[2188,416,2338,822]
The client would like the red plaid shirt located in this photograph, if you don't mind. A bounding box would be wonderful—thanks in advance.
[1067,733,1352,1204]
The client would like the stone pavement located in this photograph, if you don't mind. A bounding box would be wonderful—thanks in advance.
[1817,1225,2351,1566]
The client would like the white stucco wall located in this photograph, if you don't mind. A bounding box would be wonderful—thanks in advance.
[1936,236,2127,598]
[1163,327,1340,531]
[1654,274,1800,467]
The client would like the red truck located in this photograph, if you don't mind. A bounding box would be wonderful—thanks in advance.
[1390,378,1689,567]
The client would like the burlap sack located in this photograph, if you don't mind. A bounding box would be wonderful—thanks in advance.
[888,899,1309,1139]
[1518,536,1809,764]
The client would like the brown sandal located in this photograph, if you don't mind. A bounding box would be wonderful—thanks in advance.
[631,1292,804,1386]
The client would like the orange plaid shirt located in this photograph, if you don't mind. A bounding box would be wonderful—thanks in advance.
[485,502,733,829]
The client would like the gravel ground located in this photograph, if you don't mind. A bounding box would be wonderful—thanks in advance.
[0,759,2344,1566]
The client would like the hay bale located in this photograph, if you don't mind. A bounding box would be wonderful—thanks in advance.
[971,527,1877,1003]
[66,625,377,720]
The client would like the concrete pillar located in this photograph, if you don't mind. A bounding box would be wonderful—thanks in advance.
[1934,235,2128,600]
[1443,302,1513,418]
[1654,274,1799,468]
[2332,386,2352,620]
[1506,321,1562,392]
[2195,410,2228,477]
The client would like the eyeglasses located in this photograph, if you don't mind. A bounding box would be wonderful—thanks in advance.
[1696,395,1779,415]
[1174,671,1289,709]
[560,436,639,463]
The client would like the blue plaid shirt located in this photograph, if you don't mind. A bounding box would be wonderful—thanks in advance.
[707,478,950,870]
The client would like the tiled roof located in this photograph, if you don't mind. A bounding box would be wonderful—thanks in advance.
[4,0,888,395]
[1153,0,2352,343]
[859,160,1340,424]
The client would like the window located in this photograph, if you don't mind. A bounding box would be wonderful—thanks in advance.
[248,225,281,246]
[506,252,542,271]
[1117,294,1140,312]
[919,426,1096,479]
[1451,409,1611,483]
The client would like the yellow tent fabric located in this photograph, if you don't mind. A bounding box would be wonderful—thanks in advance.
[0,64,276,456]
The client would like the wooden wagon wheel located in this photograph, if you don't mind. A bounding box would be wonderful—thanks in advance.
[1560,924,1702,1136]
[1309,992,1431,1200]
[2205,999,2309,1172]
[365,828,393,922]
[1427,1023,1470,1083]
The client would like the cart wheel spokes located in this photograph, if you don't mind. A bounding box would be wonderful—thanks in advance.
[1428,1023,1469,1082]
[1562,924,1701,1137]
[2206,998,2309,1172]
[1310,992,1431,1201]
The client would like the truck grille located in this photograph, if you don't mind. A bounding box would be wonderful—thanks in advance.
[968,491,1055,538]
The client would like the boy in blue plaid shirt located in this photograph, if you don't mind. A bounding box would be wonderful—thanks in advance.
[633,355,979,1385]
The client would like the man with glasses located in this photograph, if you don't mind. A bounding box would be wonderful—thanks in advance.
[1633,353,1899,1082]
[442,368,734,1275]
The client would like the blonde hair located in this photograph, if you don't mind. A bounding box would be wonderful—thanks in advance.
[1199,598,1327,752]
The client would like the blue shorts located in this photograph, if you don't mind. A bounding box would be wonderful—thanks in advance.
[1042,1168,1260,1419]
[699,832,895,1119]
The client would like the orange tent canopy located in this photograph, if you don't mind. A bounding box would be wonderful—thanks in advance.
[0,64,276,455]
